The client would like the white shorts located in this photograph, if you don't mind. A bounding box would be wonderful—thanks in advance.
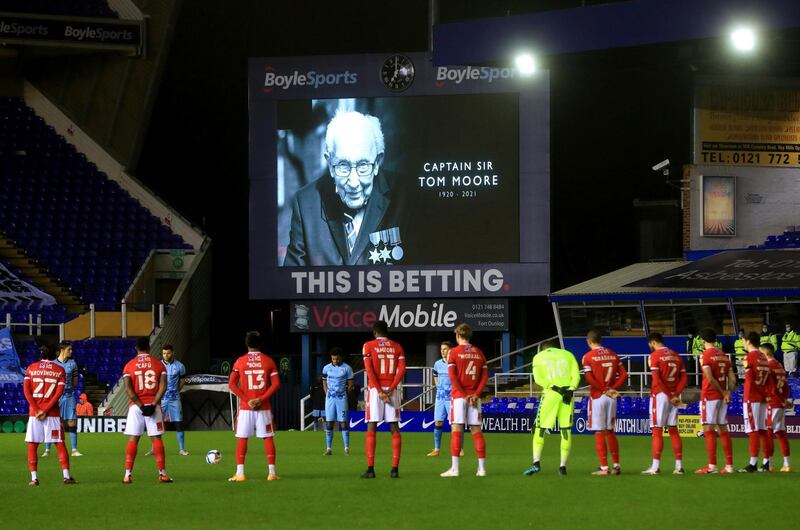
[450,397,481,426]
[365,387,401,423]
[235,409,274,438]
[588,394,617,431]
[649,392,678,428]
[768,406,786,433]
[744,401,767,433]
[25,416,62,444]
[700,398,727,425]
[124,404,165,437]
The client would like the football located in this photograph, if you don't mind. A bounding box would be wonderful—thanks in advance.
[205,449,222,464]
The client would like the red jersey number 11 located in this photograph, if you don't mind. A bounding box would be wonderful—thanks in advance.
[377,354,395,375]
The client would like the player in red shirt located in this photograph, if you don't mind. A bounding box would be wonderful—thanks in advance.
[761,342,792,472]
[23,345,76,485]
[695,329,737,474]
[121,337,171,483]
[361,320,406,479]
[440,323,489,478]
[740,331,771,472]
[642,333,687,475]
[582,329,627,475]
[228,331,281,482]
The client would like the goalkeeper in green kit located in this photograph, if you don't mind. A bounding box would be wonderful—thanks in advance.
[523,340,581,476]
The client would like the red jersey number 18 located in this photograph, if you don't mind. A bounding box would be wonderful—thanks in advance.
[134,370,157,391]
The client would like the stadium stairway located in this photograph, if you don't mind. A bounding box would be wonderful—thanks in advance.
[0,232,85,314]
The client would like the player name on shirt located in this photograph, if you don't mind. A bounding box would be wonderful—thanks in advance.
[589,354,618,362]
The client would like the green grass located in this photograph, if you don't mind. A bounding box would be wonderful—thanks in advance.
[0,431,797,529]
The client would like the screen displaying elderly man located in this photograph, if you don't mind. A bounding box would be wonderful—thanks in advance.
[283,110,405,266]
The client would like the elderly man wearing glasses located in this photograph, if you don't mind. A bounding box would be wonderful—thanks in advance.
[283,110,406,267]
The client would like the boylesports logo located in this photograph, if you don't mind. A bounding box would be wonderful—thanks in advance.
[262,65,358,93]
[435,66,522,88]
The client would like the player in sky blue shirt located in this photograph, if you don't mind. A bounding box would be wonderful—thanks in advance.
[322,347,354,455]
[428,341,454,457]
[149,344,188,456]
[45,341,81,457]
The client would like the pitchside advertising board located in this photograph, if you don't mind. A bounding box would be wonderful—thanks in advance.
[248,53,550,300]
[346,410,800,437]
[290,298,508,332]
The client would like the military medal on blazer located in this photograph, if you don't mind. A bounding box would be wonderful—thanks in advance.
[367,226,404,265]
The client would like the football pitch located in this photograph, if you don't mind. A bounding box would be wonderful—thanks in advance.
[0,431,796,529]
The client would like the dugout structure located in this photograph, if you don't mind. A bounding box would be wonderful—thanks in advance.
[549,249,800,357]
[180,374,235,431]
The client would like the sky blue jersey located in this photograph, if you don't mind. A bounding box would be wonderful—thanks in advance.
[434,358,451,400]
[322,362,353,399]
[163,359,186,401]
[55,358,78,392]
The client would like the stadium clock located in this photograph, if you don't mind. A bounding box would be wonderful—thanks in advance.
[380,54,415,92]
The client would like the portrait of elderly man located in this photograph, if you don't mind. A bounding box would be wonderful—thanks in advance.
[283,110,406,266]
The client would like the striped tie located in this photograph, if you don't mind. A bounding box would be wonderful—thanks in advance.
[344,212,356,253]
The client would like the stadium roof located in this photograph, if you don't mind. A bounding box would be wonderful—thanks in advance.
[549,250,800,304]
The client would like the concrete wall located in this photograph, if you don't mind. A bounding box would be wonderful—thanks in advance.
[688,165,800,250]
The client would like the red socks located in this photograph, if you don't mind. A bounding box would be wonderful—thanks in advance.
[605,431,619,465]
[125,439,138,472]
[748,432,760,457]
[595,432,608,467]
[704,430,717,466]
[472,431,486,459]
[56,441,70,471]
[720,431,733,465]
[236,437,248,465]
[391,432,402,467]
[152,437,166,472]
[652,428,664,459]
[668,427,682,459]
[758,430,769,458]
[777,431,791,456]
[264,437,276,465]
[366,431,376,467]
[765,431,775,458]
[27,442,38,472]
[451,430,463,457]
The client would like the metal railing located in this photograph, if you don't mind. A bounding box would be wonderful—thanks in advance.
[491,353,707,398]
[2,313,65,341]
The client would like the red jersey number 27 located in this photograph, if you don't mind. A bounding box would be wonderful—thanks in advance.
[31,377,58,398]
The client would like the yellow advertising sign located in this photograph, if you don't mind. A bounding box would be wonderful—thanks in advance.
[695,86,800,167]
[677,414,704,438]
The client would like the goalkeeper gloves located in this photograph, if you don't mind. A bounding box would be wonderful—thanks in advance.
[551,386,574,404]
[140,404,156,416]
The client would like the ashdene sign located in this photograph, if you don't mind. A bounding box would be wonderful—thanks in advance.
[290,299,508,332]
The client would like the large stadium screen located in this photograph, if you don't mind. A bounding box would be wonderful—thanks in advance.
[249,53,550,299]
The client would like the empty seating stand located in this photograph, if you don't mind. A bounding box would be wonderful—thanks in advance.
[752,228,800,250]
[0,97,191,312]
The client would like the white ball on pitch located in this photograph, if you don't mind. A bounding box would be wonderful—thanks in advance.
[206,449,222,464]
